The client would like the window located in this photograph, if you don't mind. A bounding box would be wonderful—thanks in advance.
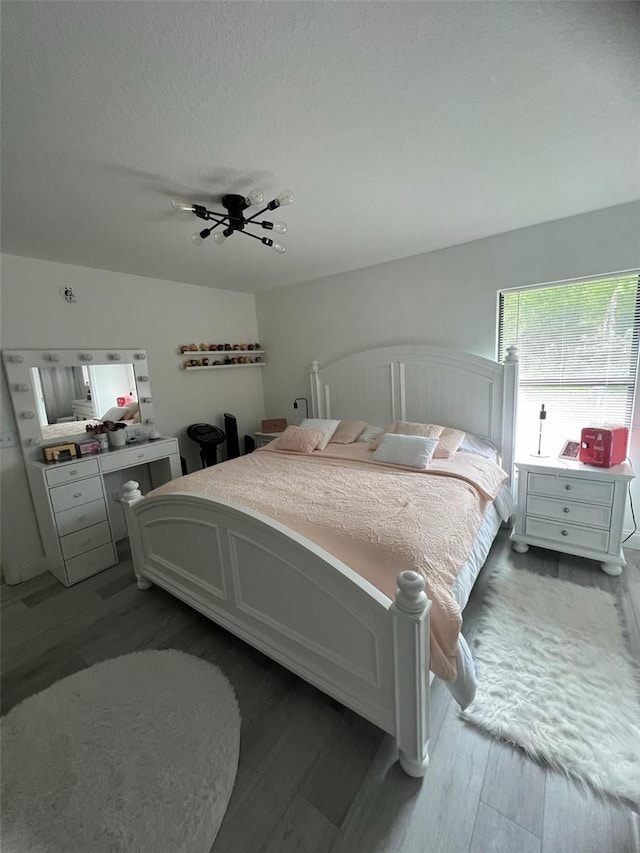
[498,272,640,458]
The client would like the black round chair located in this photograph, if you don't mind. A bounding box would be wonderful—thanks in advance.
[186,423,226,468]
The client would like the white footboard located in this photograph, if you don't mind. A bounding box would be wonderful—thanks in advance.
[121,480,431,776]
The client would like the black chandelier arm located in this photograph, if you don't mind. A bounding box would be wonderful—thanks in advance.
[191,205,231,228]
[204,211,231,227]
[234,228,261,241]
[244,204,274,224]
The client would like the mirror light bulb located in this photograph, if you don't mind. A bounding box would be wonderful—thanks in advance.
[248,190,264,206]
[277,190,294,206]
[272,242,286,254]
[273,221,287,234]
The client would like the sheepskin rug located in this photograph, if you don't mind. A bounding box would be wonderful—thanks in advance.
[461,568,640,804]
[1,650,240,852]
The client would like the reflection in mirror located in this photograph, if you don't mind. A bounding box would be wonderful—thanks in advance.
[30,363,139,441]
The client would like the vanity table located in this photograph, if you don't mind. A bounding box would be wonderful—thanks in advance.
[2,347,181,586]
[27,439,180,585]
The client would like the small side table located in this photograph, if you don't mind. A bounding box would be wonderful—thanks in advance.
[511,456,634,576]
[253,431,282,448]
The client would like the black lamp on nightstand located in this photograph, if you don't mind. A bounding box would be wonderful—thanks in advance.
[293,397,309,421]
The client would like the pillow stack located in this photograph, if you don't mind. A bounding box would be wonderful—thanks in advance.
[299,418,340,449]
[371,420,465,459]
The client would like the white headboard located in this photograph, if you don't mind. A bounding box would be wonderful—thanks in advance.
[310,345,519,482]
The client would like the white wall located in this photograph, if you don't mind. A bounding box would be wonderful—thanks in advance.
[256,202,640,545]
[0,254,266,581]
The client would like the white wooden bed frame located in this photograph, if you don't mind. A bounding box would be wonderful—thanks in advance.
[122,344,519,777]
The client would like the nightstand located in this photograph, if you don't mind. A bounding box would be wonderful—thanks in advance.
[511,457,634,576]
[253,431,282,448]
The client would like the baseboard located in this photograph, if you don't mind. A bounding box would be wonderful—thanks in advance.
[19,558,48,583]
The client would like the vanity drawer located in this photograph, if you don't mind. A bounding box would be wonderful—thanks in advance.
[527,472,614,505]
[99,441,176,473]
[55,498,107,537]
[526,495,611,530]
[50,476,104,513]
[46,459,100,487]
[60,520,112,560]
[525,517,609,552]
[65,542,117,585]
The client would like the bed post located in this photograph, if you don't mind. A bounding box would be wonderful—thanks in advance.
[120,480,152,590]
[390,570,432,777]
[502,345,519,488]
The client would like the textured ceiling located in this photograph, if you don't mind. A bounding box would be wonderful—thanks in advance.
[1,1,639,294]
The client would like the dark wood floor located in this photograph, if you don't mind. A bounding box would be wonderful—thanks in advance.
[2,530,639,853]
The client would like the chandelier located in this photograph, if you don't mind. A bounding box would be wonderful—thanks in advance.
[171,190,293,253]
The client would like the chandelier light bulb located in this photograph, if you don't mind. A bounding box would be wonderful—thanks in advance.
[277,190,294,206]
[273,221,287,234]
[248,190,264,206]
[213,231,227,244]
[192,228,212,245]
[272,242,286,254]
[172,200,194,213]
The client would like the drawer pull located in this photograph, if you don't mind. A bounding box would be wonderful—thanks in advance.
[137,452,144,458]
[73,492,82,498]
[561,529,569,536]
[78,515,86,522]
[563,507,570,513]
[70,469,78,475]
[564,484,572,491]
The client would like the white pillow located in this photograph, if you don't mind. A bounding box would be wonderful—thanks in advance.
[299,418,340,450]
[356,424,385,443]
[458,432,499,461]
[99,406,129,422]
[373,433,439,469]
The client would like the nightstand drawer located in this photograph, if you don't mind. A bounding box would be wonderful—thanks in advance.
[526,495,611,529]
[527,472,614,505]
[525,517,609,552]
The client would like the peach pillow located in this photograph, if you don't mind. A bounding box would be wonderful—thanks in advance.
[433,427,466,459]
[273,425,325,454]
[371,420,444,449]
[329,420,368,444]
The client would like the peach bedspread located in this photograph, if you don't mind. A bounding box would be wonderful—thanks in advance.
[149,444,507,680]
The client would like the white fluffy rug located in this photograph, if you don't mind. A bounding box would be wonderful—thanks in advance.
[1,650,240,852]
[461,568,640,804]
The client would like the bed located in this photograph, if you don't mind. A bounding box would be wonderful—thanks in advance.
[121,344,519,777]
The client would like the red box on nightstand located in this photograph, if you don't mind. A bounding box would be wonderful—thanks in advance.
[579,426,628,467]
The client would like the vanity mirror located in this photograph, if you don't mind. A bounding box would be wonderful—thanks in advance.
[2,349,156,457]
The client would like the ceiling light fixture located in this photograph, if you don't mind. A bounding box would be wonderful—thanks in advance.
[171,190,293,253]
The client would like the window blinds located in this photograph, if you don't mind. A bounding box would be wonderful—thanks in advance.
[498,272,639,455]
